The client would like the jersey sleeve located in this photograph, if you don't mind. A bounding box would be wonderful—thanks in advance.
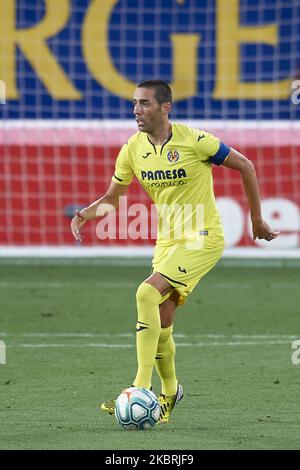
[112,143,134,186]
[193,130,230,166]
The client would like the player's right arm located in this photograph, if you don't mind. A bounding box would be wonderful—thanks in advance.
[71,142,134,242]
[71,181,129,242]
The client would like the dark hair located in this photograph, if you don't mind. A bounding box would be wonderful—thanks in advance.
[137,80,172,104]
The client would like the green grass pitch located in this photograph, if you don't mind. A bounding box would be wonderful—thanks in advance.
[0,257,299,450]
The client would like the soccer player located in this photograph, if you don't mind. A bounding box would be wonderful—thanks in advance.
[71,80,279,424]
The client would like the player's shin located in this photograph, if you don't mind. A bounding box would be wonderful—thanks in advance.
[155,325,177,396]
[133,282,162,390]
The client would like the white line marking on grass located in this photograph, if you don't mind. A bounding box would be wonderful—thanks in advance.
[176,340,292,347]
[8,340,292,348]
[0,332,300,344]
[1,333,298,340]
[13,343,134,348]
[230,334,299,339]
[21,332,135,338]
[194,334,299,339]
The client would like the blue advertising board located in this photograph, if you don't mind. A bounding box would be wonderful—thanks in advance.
[0,0,299,119]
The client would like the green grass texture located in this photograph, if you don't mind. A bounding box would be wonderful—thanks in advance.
[0,258,299,450]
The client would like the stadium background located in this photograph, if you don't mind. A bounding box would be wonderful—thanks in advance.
[0,0,299,254]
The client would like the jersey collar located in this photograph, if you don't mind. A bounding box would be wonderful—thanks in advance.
[146,125,173,156]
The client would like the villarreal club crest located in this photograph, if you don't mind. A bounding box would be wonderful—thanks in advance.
[167,150,180,163]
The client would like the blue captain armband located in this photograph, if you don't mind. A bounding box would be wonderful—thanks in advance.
[209,142,231,165]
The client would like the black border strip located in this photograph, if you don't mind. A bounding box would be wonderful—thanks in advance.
[147,136,157,154]
[160,132,173,155]
[157,272,187,287]
[113,174,123,182]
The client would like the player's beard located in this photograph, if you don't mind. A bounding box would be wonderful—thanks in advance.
[136,117,162,134]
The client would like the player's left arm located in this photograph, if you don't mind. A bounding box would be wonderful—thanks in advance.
[222,148,280,241]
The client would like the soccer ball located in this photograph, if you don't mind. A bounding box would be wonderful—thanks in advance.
[115,387,160,430]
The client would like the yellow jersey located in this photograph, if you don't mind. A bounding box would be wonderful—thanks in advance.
[112,123,230,246]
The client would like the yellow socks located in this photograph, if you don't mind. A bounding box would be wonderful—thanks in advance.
[132,282,178,396]
[155,325,177,396]
[133,282,162,389]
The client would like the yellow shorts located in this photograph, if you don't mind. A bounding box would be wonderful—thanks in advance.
[152,231,224,306]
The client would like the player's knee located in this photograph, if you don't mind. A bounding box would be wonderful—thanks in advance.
[136,282,162,306]
[159,301,177,328]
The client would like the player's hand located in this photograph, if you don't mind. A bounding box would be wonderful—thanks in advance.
[71,210,86,242]
[252,219,280,242]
